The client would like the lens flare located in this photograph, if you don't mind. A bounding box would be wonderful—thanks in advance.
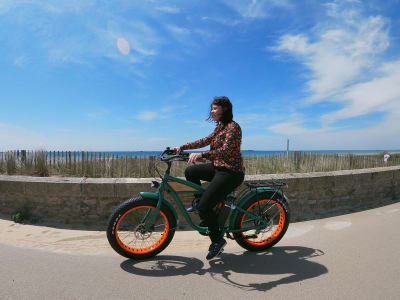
[117,38,130,55]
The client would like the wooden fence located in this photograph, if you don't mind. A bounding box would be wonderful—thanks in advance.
[0,150,399,178]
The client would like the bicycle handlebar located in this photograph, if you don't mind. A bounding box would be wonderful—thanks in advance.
[160,147,190,162]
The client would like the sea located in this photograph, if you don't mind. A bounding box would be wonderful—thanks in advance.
[95,150,400,157]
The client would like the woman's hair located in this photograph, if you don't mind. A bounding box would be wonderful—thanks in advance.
[207,96,233,125]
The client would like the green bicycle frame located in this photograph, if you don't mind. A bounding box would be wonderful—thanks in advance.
[139,171,288,235]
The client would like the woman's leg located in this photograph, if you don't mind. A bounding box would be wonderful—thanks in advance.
[184,163,215,185]
[198,170,244,243]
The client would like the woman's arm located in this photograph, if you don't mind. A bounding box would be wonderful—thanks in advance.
[180,129,216,150]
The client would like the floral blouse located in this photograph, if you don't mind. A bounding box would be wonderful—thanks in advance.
[180,121,245,174]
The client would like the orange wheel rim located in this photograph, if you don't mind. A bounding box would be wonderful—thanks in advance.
[240,199,285,246]
[115,206,169,254]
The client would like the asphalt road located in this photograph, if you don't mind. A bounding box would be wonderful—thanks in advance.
[1,202,400,300]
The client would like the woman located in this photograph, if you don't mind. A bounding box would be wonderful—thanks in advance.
[174,96,245,260]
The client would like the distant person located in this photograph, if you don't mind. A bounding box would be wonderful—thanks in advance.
[383,152,390,166]
[173,96,245,260]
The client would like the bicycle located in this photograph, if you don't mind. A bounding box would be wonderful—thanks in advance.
[107,147,291,260]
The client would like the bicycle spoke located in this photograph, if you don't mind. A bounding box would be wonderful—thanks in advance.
[239,198,285,245]
[117,207,167,250]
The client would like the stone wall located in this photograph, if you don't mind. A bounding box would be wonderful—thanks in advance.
[1,166,399,229]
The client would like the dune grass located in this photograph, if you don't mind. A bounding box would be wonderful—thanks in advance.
[0,150,399,178]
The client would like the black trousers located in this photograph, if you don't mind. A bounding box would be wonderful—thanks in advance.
[185,163,244,243]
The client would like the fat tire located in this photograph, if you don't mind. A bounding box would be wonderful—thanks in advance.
[107,196,177,260]
[233,192,290,251]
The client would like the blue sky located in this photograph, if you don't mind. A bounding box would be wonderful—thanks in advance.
[1,0,400,151]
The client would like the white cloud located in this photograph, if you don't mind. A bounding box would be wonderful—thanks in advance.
[242,134,285,150]
[165,24,218,46]
[47,38,87,65]
[129,41,157,56]
[322,60,400,124]
[267,118,338,137]
[170,86,189,99]
[165,24,210,49]
[272,0,400,136]
[161,104,187,113]
[86,108,110,120]
[260,110,400,150]
[268,120,309,136]
[137,111,158,121]
[36,0,94,14]
[235,111,295,131]
[166,25,190,36]
[97,21,159,59]
[155,6,180,14]
[201,16,242,27]
[136,104,189,122]
[4,3,159,68]
[222,0,293,19]
[275,10,389,102]
[0,0,94,15]
[192,29,218,42]
[14,56,26,67]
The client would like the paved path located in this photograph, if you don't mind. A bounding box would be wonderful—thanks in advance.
[1,202,400,299]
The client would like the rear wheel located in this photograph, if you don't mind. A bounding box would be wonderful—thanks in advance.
[107,196,176,260]
[233,193,290,251]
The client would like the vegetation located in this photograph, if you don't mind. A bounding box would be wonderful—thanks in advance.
[0,150,399,178]
[11,206,39,224]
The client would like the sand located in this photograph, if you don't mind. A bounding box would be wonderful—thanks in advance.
[0,219,238,256]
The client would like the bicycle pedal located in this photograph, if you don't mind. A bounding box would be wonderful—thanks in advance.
[226,232,234,240]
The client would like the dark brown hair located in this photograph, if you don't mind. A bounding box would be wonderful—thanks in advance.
[207,96,233,125]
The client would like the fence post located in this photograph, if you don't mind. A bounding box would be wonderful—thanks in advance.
[125,156,128,178]
[21,150,26,164]
[294,151,300,172]
[111,154,115,178]
[138,156,142,178]
[148,155,155,177]
[98,152,101,177]
[81,151,84,175]
[49,151,52,168]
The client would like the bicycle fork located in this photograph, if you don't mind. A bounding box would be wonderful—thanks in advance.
[141,192,164,233]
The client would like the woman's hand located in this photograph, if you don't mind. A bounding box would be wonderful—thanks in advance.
[173,146,181,153]
[188,153,204,164]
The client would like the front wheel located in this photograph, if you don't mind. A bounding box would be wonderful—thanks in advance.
[233,193,290,251]
[107,196,177,260]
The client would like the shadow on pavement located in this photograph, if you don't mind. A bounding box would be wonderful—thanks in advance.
[120,246,328,291]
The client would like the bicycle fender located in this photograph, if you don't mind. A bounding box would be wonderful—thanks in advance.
[228,187,289,229]
[139,192,178,221]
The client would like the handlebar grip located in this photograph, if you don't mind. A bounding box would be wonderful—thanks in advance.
[159,147,190,162]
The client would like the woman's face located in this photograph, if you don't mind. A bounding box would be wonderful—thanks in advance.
[211,104,223,122]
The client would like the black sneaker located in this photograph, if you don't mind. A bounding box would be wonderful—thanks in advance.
[187,197,200,213]
[186,206,197,213]
[206,238,227,260]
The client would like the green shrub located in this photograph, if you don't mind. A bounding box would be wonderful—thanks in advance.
[11,207,31,224]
